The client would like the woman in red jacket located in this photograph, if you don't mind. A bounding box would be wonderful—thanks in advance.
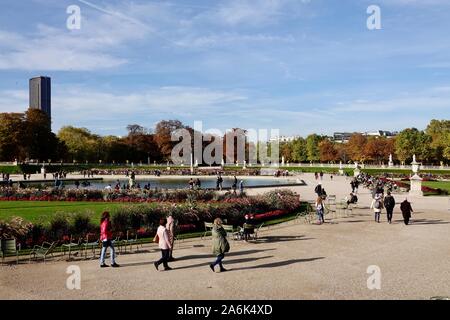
[100,211,120,268]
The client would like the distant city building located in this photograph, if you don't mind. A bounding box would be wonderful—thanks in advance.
[333,132,356,143]
[333,130,398,143]
[270,135,301,143]
[364,130,398,137]
[29,76,51,119]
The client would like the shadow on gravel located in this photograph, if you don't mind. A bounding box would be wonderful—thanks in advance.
[173,256,274,270]
[229,257,325,271]
[409,219,450,225]
[172,249,277,262]
[343,220,366,223]
[119,255,275,269]
[254,235,314,243]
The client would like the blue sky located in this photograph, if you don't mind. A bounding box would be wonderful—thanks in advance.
[0,0,449,136]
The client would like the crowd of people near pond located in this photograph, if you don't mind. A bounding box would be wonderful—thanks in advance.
[313,172,415,226]
[82,168,261,177]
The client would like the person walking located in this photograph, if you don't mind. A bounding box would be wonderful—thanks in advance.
[99,211,119,268]
[315,196,325,224]
[209,218,230,273]
[239,180,244,194]
[154,218,172,271]
[383,191,396,224]
[232,180,237,194]
[370,194,383,223]
[400,198,413,225]
[166,215,176,261]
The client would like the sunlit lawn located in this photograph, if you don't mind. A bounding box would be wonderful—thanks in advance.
[0,201,129,224]
[422,181,450,193]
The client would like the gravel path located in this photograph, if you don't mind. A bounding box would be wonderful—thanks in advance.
[1,173,449,300]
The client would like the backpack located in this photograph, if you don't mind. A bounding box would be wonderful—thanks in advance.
[374,200,382,209]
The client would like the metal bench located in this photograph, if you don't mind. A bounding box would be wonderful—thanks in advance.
[202,222,214,239]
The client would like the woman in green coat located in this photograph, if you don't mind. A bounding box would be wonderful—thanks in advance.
[209,218,230,272]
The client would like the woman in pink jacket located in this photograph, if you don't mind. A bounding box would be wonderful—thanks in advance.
[99,211,119,268]
[154,218,172,271]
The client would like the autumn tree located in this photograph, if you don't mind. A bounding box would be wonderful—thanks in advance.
[23,109,60,162]
[335,143,349,163]
[280,142,294,162]
[154,120,186,160]
[0,113,26,161]
[346,134,367,162]
[363,137,394,164]
[319,140,339,162]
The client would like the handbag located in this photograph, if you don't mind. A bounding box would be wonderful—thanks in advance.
[153,233,159,243]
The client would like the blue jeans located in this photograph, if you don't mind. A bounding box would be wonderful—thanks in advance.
[316,209,324,222]
[212,253,225,268]
[100,240,116,265]
[374,212,381,222]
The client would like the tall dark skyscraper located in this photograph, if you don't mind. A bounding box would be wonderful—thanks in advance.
[29,76,51,119]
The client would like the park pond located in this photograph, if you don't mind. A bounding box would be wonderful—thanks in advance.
[26,177,304,190]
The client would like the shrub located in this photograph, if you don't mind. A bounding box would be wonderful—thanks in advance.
[0,217,32,240]
[48,213,70,241]
[70,211,97,238]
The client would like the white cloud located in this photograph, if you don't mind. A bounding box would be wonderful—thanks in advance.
[0,2,160,71]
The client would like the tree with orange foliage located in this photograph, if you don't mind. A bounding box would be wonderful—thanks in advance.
[346,134,367,162]
[364,137,395,164]
[319,140,339,162]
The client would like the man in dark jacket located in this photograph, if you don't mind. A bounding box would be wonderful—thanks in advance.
[400,198,413,225]
[383,191,396,224]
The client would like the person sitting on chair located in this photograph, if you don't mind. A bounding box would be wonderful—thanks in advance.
[242,214,255,242]
[347,192,358,206]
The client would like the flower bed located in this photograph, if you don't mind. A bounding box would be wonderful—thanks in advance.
[0,190,305,249]
[0,188,217,203]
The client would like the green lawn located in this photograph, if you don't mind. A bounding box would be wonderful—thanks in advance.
[0,201,128,224]
[281,166,450,176]
[422,181,450,193]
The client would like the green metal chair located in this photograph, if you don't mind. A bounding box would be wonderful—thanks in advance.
[81,235,99,259]
[1,238,20,265]
[123,231,143,253]
[202,222,214,239]
[253,223,264,240]
[29,241,57,263]
[223,224,234,239]
[61,236,81,260]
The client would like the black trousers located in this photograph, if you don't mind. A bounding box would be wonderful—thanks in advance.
[404,217,410,225]
[386,208,394,222]
[157,249,170,269]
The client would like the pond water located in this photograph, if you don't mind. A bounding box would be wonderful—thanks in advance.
[63,177,300,190]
